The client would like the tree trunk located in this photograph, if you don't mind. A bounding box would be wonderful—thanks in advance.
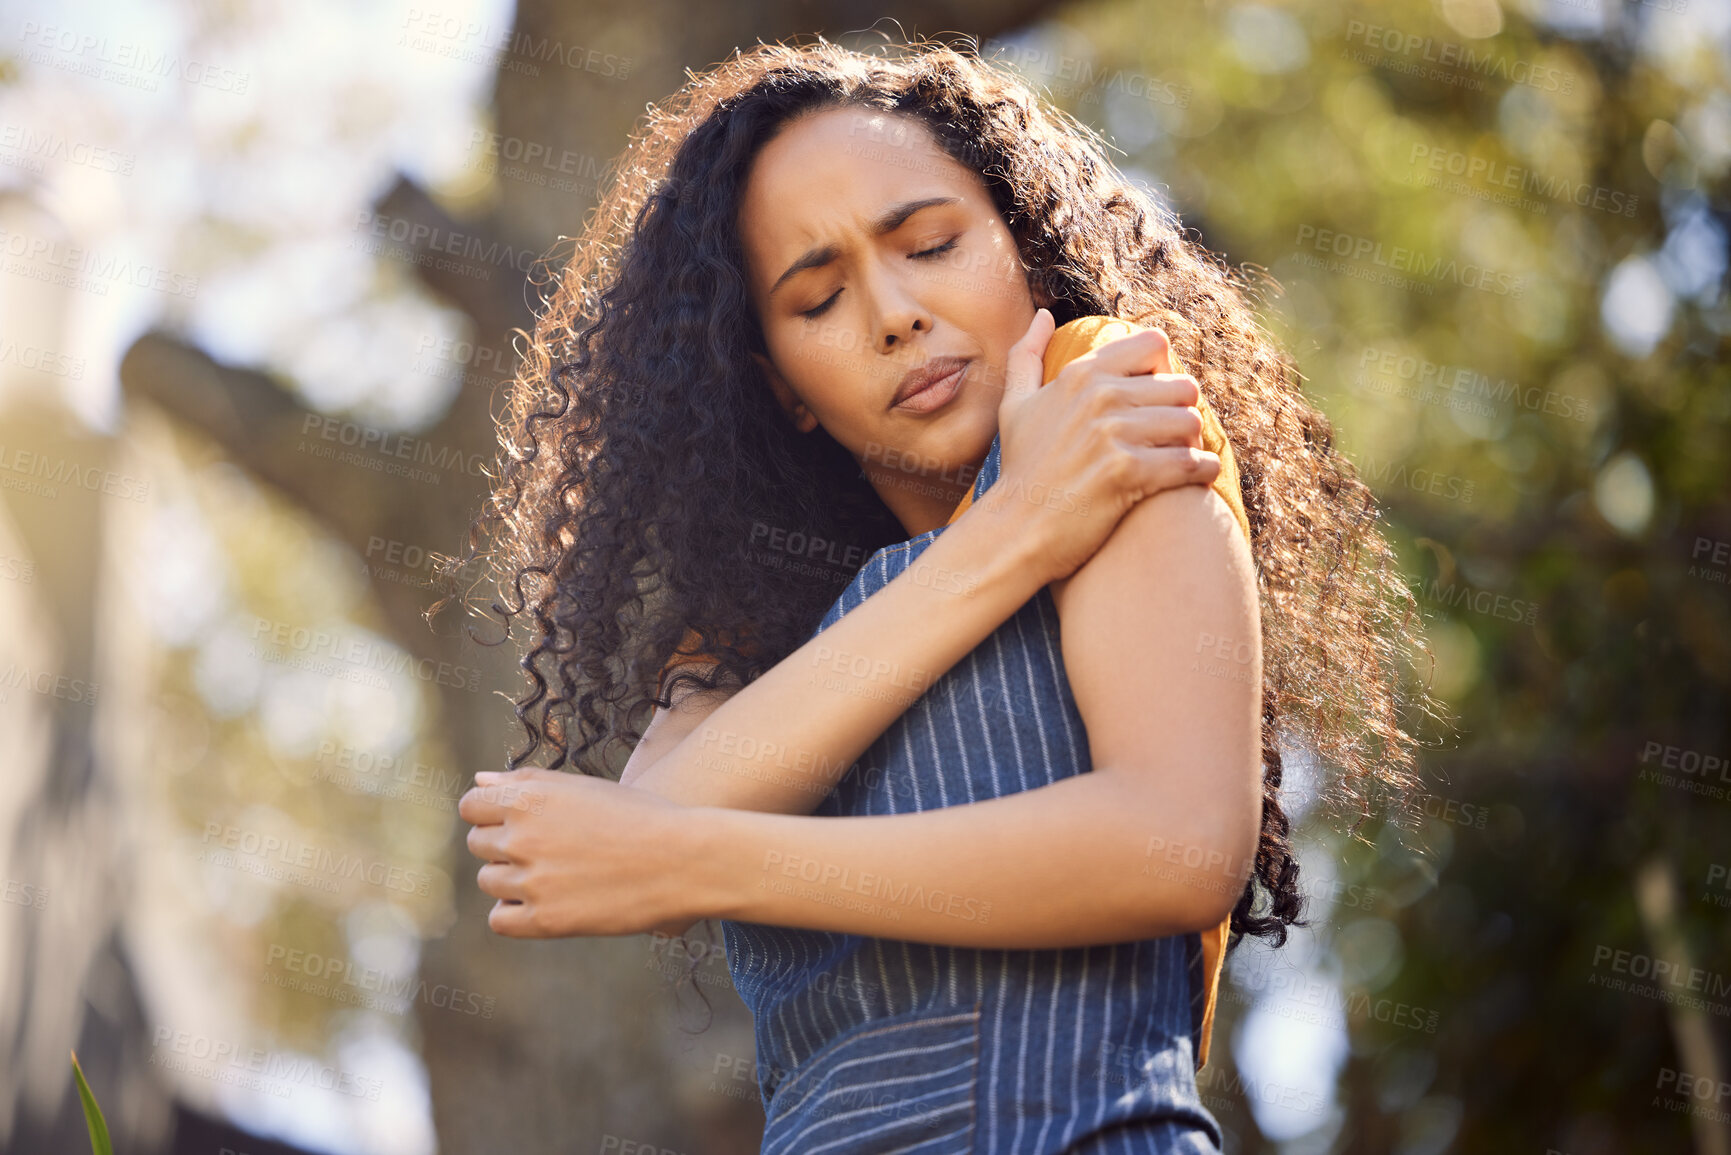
[101,3,1067,1151]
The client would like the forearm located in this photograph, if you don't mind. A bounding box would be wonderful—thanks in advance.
[688,768,1253,949]
[626,503,1051,813]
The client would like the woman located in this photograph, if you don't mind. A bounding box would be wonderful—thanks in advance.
[449,37,1428,1153]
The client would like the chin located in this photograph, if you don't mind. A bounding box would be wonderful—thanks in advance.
[926,403,999,469]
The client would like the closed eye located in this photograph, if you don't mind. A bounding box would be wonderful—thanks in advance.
[911,237,959,260]
[799,291,840,321]
[798,237,962,319]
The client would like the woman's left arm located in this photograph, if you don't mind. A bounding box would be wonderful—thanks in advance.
[462,482,1262,948]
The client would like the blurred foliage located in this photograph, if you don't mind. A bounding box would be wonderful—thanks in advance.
[128,411,460,1052]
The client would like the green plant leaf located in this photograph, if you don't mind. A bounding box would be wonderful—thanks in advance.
[70,1050,113,1155]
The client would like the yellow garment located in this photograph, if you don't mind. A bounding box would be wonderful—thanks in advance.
[945,315,1250,1071]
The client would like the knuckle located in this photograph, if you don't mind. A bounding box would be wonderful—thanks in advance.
[1085,382,1115,418]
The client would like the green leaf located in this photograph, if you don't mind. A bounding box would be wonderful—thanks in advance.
[70,1050,113,1155]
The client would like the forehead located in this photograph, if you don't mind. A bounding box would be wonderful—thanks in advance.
[737,109,976,277]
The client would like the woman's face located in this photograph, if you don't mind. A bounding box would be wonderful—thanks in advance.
[737,106,1045,537]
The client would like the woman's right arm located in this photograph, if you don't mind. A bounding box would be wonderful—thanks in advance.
[620,315,1221,815]
[620,496,1055,812]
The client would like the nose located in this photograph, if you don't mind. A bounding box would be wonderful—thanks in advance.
[863,260,932,357]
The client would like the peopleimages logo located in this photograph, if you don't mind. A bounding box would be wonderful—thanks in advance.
[17,21,251,94]
[1589,945,1731,1014]
[200,822,434,896]
[250,615,483,693]
[1411,575,1540,627]
[1356,346,1593,423]
[759,850,993,924]
[1342,451,1476,504]
[148,1028,382,1100]
[0,123,135,175]
[1295,225,1525,297]
[1407,144,1639,218]
[1342,20,1575,95]
[0,226,199,298]
[398,8,633,79]
[264,943,495,1018]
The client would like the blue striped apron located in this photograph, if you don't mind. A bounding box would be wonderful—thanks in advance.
[718,430,1225,1154]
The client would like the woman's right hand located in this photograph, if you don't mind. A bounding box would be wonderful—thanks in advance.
[985,308,1222,586]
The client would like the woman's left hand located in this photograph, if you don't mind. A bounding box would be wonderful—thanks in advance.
[457,767,712,938]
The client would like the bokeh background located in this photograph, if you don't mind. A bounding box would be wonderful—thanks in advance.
[0,0,1727,1152]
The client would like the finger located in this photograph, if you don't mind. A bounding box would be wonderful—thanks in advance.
[477,861,527,901]
[1133,446,1222,492]
[458,779,534,824]
[458,783,504,825]
[998,307,1054,404]
[1086,372,1201,412]
[487,898,537,938]
[465,821,511,862]
[1111,404,1205,450]
[1077,325,1174,379]
[1136,372,1202,408]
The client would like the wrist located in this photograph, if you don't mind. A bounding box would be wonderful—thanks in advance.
[944,497,1059,594]
[679,804,759,925]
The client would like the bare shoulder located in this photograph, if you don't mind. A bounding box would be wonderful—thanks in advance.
[1049,484,1254,616]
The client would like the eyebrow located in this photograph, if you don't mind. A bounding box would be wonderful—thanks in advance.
[768,196,962,297]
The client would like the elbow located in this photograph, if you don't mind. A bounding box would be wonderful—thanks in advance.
[1197,768,1262,928]
[1195,802,1261,931]
[1166,840,1252,935]
[1194,829,1256,932]
[618,755,664,793]
[1135,791,1260,937]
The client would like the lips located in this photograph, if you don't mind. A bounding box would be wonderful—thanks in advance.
[890,355,969,410]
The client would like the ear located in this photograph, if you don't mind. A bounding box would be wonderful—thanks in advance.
[751,351,819,434]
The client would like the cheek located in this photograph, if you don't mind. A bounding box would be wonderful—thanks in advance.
[770,330,885,427]
[777,322,875,387]
[945,239,1027,311]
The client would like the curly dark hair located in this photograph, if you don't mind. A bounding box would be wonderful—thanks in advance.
[433,35,1437,963]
